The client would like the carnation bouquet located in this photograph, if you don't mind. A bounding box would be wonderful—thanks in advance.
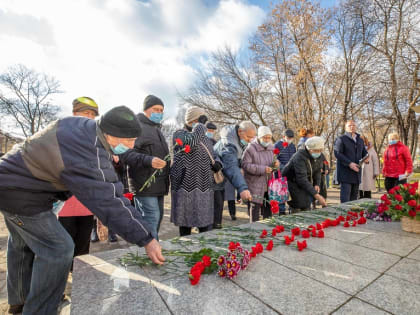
[376,182,419,222]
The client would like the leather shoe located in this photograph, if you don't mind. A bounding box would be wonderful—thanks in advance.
[108,233,117,243]
[230,215,236,221]
[8,304,23,314]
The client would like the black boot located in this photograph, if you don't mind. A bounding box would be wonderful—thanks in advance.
[91,218,99,242]
[8,304,23,314]
[108,230,117,243]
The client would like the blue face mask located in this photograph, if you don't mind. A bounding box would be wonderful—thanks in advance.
[389,140,397,145]
[240,139,248,146]
[150,112,163,124]
[260,141,269,147]
[111,143,130,155]
[206,132,214,139]
[311,152,321,159]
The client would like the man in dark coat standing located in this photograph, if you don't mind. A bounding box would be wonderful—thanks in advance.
[0,106,165,314]
[334,120,368,203]
[125,95,170,240]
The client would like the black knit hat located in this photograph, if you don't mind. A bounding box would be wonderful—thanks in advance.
[143,95,164,111]
[99,106,142,138]
[284,129,294,138]
[206,121,217,130]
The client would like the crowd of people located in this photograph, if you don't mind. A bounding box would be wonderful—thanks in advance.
[0,96,414,314]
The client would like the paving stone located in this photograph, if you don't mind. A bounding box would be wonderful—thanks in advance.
[155,275,277,315]
[262,245,380,295]
[386,258,420,285]
[357,274,420,315]
[233,256,350,315]
[356,231,420,256]
[332,298,390,315]
[407,246,420,261]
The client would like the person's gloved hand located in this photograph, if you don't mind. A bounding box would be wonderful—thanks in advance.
[211,161,223,172]
[198,115,208,124]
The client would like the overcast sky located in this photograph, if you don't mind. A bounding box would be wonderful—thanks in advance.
[0,0,337,128]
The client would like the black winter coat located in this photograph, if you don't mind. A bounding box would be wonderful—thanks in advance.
[334,132,368,184]
[125,113,170,196]
[282,149,322,210]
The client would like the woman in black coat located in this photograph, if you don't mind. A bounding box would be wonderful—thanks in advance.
[282,137,327,211]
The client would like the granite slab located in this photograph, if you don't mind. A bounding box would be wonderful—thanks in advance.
[262,244,380,295]
[233,256,350,314]
[356,231,420,256]
[155,275,278,315]
[332,298,390,315]
[71,286,170,315]
[306,236,400,272]
[358,221,420,239]
[385,257,420,285]
[407,246,420,261]
[357,274,420,315]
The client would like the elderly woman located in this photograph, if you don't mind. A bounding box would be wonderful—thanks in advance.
[282,136,327,211]
[359,136,379,198]
[382,132,413,192]
[170,106,222,236]
[242,126,279,222]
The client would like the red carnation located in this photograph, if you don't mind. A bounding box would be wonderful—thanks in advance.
[260,229,268,238]
[394,194,403,202]
[409,188,417,195]
[311,229,317,237]
[228,242,237,251]
[394,186,400,191]
[301,230,310,238]
[323,160,329,165]
[282,142,288,148]
[270,200,279,214]
[184,144,191,153]
[395,204,403,210]
[408,200,417,207]
[290,234,295,241]
[297,240,307,251]
[316,223,322,230]
[404,183,410,189]
[202,255,211,267]
[380,194,388,201]
[357,217,367,224]
[346,215,351,221]
[266,240,274,251]
[359,210,364,217]
[409,210,417,217]
[389,188,395,195]
[343,221,350,228]
[284,236,292,245]
[275,225,285,233]
[317,230,325,238]
[291,227,300,236]
[272,228,277,237]
[273,148,280,155]
[337,215,345,222]
[256,242,264,253]
[189,269,201,285]
[175,138,183,146]
[250,247,257,257]
[352,220,357,227]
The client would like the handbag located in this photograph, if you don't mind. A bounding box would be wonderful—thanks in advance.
[200,141,224,184]
[268,170,289,203]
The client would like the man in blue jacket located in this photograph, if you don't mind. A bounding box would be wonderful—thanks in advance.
[0,106,165,315]
[214,121,255,204]
[334,120,368,203]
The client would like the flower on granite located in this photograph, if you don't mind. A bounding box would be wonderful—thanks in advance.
[226,260,232,269]
[337,215,345,222]
[217,256,225,266]
[357,217,367,224]
[272,228,277,236]
[352,220,357,227]
[284,236,292,245]
[228,242,237,251]
[202,255,211,267]
[359,210,364,217]
[189,269,201,285]
[256,242,264,254]
[345,215,351,221]
[260,229,268,238]
[311,228,317,237]
[316,223,322,230]
[301,230,310,238]
[291,227,300,236]
[250,247,257,258]
[297,240,307,251]
[276,225,285,233]
[343,221,350,228]
[317,230,325,238]
[231,259,239,270]
[227,268,237,279]
[218,268,226,278]
[266,240,274,251]
[230,254,237,261]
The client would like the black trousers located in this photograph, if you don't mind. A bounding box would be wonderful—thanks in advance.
[179,225,212,236]
[249,193,271,222]
[59,215,94,257]
[228,200,236,216]
[359,190,372,199]
[214,190,224,226]
[385,177,407,192]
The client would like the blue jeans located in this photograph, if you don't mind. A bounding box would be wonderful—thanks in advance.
[1,210,74,315]
[340,183,359,203]
[134,196,163,240]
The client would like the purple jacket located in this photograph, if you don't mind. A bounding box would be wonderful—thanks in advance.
[242,139,275,204]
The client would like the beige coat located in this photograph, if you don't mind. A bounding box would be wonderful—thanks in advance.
[359,147,380,191]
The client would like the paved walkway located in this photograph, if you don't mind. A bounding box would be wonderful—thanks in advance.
[0,187,382,314]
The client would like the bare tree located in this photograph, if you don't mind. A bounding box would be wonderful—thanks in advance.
[0,64,62,137]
